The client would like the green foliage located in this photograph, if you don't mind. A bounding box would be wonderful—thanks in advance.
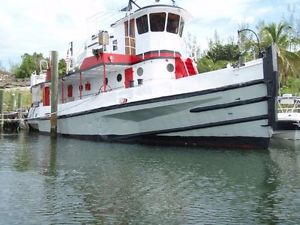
[197,57,227,73]
[58,59,67,78]
[206,42,240,63]
[15,54,35,78]
[15,53,45,78]
[13,52,67,79]
[258,22,300,84]
[3,89,32,111]
[238,21,300,91]
[197,36,241,73]
[280,77,300,95]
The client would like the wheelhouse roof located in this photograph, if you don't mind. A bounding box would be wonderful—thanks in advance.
[111,4,190,28]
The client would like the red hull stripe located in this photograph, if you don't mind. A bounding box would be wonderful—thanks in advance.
[80,53,140,71]
[80,50,182,71]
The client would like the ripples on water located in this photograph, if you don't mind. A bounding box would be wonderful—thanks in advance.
[0,132,300,225]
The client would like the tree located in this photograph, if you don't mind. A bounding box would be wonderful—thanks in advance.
[197,35,241,73]
[184,32,201,61]
[58,59,67,77]
[13,52,68,79]
[15,54,36,78]
[32,52,44,75]
[197,57,228,73]
[14,52,47,78]
[206,42,240,63]
[281,77,300,95]
[259,22,300,84]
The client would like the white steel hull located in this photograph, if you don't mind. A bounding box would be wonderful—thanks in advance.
[27,78,273,148]
[27,47,278,149]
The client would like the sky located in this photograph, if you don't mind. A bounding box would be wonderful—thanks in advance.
[0,0,299,71]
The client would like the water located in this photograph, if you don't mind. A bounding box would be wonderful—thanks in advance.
[0,133,300,225]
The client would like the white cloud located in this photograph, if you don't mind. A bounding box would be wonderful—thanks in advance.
[0,0,113,69]
[179,0,281,51]
[0,0,293,70]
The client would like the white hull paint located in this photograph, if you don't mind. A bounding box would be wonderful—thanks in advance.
[32,88,271,138]
[27,56,276,149]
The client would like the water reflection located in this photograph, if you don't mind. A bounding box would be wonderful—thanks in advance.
[41,138,57,177]
[1,134,300,224]
[265,139,300,223]
[54,143,272,224]
[13,132,31,171]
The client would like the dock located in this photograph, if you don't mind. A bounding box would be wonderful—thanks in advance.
[0,83,31,133]
[0,110,28,133]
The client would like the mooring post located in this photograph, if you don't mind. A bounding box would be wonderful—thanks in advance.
[0,89,4,133]
[50,51,59,138]
[11,93,16,111]
[17,92,22,110]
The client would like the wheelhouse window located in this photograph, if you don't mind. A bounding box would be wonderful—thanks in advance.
[124,19,135,37]
[167,13,180,34]
[136,15,149,34]
[150,13,166,32]
[179,18,185,37]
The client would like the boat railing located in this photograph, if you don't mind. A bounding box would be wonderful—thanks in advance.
[277,96,300,113]
[60,88,117,103]
[278,107,300,113]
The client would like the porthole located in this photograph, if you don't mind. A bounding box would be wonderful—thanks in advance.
[117,74,122,82]
[167,63,174,72]
[137,67,143,76]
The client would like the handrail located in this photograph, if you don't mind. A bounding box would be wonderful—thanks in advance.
[182,58,190,76]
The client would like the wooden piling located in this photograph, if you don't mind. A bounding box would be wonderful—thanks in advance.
[11,93,16,111]
[0,89,3,133]
[17,92,22,110]
[50,51,59,138]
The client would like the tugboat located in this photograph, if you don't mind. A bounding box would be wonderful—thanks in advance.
[27,0,278,149]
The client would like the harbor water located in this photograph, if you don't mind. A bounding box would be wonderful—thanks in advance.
[1,132,300,225]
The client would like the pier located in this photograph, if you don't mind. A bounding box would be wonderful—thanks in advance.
[0,89,29,133]
[0,110,28,133]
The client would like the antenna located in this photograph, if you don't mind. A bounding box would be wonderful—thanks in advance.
[121,0,140,11]
[171,0,176,5]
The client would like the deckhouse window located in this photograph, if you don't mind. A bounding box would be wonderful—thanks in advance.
[167,13,180,34]
[150,13,166,32]
[85,82,91,91]
[67,85,73,97]
[136,15,149,34]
